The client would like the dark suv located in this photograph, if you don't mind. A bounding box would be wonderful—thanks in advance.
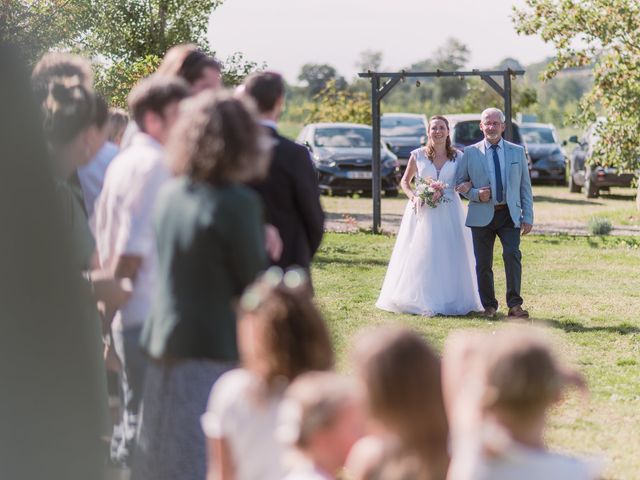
[567,119,635,198]
[446,113,531,169]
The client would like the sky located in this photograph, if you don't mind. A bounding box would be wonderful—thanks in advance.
[208,0,557,84]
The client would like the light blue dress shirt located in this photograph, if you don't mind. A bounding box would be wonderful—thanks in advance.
[484,138,507,205]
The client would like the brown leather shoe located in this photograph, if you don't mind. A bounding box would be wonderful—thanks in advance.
[508,305,529,319]
[482,306,497,318]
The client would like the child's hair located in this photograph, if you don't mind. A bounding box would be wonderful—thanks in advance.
[481,327,580,421]
[239,268,334,390]
[352,327,449,474]
[107,108,129,144]
[277,371,356,449]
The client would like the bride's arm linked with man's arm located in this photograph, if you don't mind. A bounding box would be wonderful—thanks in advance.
[454,149,491,202]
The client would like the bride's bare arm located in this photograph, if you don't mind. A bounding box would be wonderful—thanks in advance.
[400,154,418,202]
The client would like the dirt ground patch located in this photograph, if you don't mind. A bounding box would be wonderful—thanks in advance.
[321,185,640,236]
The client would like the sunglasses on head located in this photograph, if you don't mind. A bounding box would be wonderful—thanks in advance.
[240,266,309,312]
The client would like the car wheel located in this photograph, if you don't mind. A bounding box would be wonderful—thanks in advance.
[568,173,581,193]
[585,177,599,198]
[385,189,399,198]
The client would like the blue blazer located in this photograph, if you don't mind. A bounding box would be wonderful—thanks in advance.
[455,140,534,228]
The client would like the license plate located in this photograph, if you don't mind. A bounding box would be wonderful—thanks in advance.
[530,170,540,178]
[346,171,372,179]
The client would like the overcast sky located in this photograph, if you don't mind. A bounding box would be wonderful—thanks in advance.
[208,0,556,84]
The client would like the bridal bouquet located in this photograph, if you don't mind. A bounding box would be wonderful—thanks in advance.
[413,176,450,212]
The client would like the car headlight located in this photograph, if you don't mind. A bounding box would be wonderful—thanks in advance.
[314,154,336,167]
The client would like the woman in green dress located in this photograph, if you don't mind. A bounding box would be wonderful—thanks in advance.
[134,91,271,480]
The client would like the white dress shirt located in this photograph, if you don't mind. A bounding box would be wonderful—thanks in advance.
[94,132,170,331]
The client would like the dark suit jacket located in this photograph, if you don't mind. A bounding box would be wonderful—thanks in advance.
[252,127,324,271]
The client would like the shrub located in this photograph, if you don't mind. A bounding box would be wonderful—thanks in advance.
[588,216,613,236]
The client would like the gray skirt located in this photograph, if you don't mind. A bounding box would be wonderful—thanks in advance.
[131,358,233,480]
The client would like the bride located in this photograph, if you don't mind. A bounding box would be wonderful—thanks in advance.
[376,115,483,316]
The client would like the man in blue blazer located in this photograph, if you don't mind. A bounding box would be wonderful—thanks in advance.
[455,108,533,318]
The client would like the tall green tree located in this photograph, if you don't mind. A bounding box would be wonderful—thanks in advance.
[432,38,470,105]
[0,0,92,65]
[356,49,383,73]
[307,80,370,125]
[298,63,346,96]
[513,0,640,174]
[84,0,223,63]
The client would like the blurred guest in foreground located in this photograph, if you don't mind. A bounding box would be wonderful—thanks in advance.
[0,44,102,480]
[95,74,190,466]
[278,372,365,480]
[133,91,270,480]
[202,266,333,480]
[443,326,597,480]
[346,327,449,480]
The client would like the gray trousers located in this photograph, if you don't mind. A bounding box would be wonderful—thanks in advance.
[471,208,523,310]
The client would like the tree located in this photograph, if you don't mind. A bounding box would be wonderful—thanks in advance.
[307,80,370,125]
[84,0,223,63]
[433,38,470,104]
[513,0,640,176]
[0,0,92,65]
[298,63,346,96]
[356,49,383,73]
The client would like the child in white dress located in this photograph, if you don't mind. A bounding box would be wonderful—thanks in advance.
[201,268,333,480]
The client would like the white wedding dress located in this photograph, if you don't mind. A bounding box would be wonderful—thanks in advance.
[376,148,483,316]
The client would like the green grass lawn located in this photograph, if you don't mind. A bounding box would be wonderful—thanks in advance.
[312,232,640,479]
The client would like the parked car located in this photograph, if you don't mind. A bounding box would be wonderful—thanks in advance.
[567,118,635,198]
[520,123,566,185]
[446,113,532,170]
[296,122,401,196]
[381,113,428,171]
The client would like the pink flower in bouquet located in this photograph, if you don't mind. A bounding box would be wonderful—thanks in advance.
[414,176,451,210]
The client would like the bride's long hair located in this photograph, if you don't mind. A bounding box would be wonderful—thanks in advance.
[425,115,458,161]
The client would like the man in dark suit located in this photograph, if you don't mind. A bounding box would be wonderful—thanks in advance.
[243,71,324,279]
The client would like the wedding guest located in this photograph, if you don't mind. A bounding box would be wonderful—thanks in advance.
[31,51,93,105]
[156,44,223,93]
[443,327,597,480]
[202,267,334,480]
[133,91,270,480]
[346,327,449,480]
[278,371,366,480]
[76,94,112,219]
[95,74,190,466]
[1,43,103,480]
[34,53,132,444]
[78,105,130,222]
[242,72,324,280]
[121,45,223,148]
[107,108,129,146]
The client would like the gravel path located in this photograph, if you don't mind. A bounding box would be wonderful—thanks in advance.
[324,212,640,236]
